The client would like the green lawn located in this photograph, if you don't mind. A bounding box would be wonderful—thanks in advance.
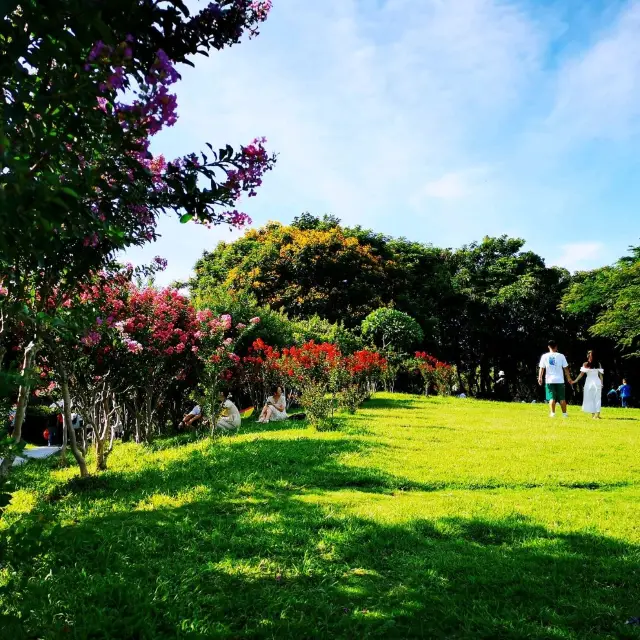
[2,394,640,639]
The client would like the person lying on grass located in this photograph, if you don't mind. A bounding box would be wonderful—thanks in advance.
[213,390,241,433]
[180,404,202,430]
[258,386,287,423]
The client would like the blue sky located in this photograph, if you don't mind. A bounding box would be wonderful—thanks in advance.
[124,0,640,286]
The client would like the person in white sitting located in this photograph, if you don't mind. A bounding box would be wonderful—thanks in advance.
[258,386,287,423]
[215,391,241,433]
[180,404,202,429]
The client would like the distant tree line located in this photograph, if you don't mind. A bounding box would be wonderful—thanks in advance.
[188,214,639,399]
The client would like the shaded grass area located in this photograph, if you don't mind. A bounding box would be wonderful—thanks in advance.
[1,394,639,639]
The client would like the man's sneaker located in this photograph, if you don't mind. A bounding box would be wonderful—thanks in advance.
[549,412,556,418]
[562,413,568,418]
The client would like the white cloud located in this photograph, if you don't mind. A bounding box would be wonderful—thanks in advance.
[123,0,638,284]
[549,1,640,141]
[551,242,606,272]
[418,167,493,201]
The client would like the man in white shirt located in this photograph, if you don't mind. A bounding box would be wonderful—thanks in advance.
[538,340,572,418]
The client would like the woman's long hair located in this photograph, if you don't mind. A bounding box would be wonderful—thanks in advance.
[584,350,601,369]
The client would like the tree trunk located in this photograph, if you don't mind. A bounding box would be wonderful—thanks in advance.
[95,438,107,471]
[60,410,68,466]
[0,340,38,477]
[60,366,88,478]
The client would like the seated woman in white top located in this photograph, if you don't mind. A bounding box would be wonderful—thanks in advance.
[258,386,287,423]
[215,391,241,432]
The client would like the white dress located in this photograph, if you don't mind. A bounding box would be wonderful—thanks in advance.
[266,394,287,421]
[216,399,241,431]
[581,367,603,414]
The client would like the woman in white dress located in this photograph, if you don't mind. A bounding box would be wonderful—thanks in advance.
[258,386,287,423]
[572,351,604,418]
[215,391,241,432]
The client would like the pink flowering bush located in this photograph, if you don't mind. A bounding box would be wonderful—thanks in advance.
[194,310,259,433]
[1,0,278,476]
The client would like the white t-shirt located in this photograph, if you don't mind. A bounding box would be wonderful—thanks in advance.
[539,352,568,384]
[189,405,201,416]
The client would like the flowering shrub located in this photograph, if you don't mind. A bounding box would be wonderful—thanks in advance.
[194,310,258,432]
[344,350,388,397]
[0,0,277,477]
[237,340,387,427]
[413,352,455,396]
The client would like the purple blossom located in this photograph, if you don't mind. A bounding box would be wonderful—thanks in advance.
[83,233,99,248]
[224,209,252,228]
[86,40,112,65]
[147,49,180,86]
[154,256,168,270]
[99,66,126,93]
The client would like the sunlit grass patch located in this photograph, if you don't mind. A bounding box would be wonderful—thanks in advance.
[1,394,639,639]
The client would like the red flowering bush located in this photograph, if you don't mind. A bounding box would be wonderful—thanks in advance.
[240,338,283,410]
[413,352,455,396]
[340,349,388,413]
[237,340,387,426]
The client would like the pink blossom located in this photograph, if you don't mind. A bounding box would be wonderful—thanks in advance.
[125,339,143,354]
[236,323,247,330]
[229,353,240,363]
[175,343,185,353]
[0,285,8,297]
[191,346,199,354]
[165,346,175,355]
[196,309,212,322]
[250,317,261,325]
[223,337,233,346]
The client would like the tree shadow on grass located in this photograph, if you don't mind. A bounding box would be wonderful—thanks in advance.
[238,418,310,435]
[3,435,640,639]
[361,396,424,411]
[2,487,639,639]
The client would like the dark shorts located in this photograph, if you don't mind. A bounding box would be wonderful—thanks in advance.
[545,383,565,402]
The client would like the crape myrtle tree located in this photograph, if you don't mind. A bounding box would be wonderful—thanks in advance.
[0,0,276,475]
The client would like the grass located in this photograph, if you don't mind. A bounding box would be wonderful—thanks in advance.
[1,393,640,639]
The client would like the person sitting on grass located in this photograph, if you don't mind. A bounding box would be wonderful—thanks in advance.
[258,386,287,423]
[180,404,202,429]
[214,390,241,433]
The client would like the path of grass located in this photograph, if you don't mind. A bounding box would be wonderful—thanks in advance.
[1,394,639,639]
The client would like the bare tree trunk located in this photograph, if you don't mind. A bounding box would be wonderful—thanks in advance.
[60,365,88,478]
[60,410,68,466]
[94,393,113,472]
[0,340,38,477]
